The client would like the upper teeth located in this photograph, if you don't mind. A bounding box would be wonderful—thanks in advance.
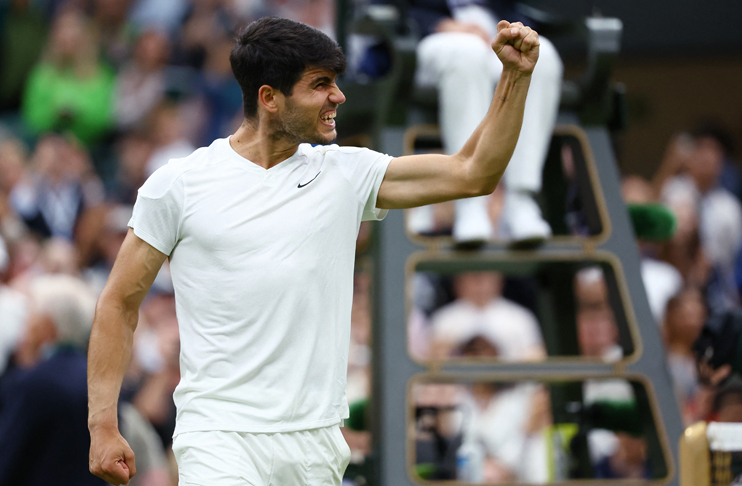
[322,113,336,121]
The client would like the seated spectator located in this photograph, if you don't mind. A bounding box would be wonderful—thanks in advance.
[621,175,683,324]
[0,137,31,240]
[711,378,742,423]
[0,235,27,375]
[0,274,105,485]
[10,134,105,241]
[189,34,243,147]
[429,271,546,361]
[574,266,622,362]
[663,286,708,425]
[171,0,237,70]
[143,102,195,176]
[457,339,551,483]
[574,267,649,478]
[405,0,563,244]
[21,8,115,146]
[90,0,138,68]
[114,29,171,130]
[109,131,153,205]
[657,131,742,311]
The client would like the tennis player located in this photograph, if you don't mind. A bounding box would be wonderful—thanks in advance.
[88,16,541,486]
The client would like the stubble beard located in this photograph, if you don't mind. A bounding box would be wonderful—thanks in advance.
[270,100,334,146]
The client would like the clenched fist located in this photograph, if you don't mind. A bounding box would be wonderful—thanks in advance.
[89,425,137,485]
[491,21,540,75]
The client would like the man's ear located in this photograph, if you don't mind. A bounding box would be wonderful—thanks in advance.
[258,85,282,114]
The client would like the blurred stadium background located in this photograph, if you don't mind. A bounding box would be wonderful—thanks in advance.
[0,0,742,485]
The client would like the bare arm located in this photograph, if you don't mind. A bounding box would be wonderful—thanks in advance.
[88,229,167,485]
[376,21,539,210]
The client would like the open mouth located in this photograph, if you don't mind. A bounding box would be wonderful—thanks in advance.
[320,111,336,127]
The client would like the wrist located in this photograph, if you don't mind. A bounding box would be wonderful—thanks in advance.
[500,67,533,83]
[88,411,119,432]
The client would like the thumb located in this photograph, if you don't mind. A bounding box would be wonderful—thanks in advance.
[123,446,137,478]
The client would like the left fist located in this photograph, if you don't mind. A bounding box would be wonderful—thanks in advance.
[491,21,539,74]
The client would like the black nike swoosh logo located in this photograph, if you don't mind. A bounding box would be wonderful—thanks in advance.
[298,171,321,188]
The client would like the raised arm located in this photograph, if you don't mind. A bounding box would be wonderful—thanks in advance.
[88,229,167,485]
[376,21,540,209]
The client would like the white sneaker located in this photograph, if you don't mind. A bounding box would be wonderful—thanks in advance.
[453,195,495,244]
[500,190,552,245]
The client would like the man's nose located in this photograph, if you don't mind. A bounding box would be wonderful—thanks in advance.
[330,85,346,105]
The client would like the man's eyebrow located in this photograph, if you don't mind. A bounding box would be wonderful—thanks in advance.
[310,76,334,85]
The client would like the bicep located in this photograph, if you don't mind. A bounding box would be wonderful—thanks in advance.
[376,153,479,209]
[100,229,168,312]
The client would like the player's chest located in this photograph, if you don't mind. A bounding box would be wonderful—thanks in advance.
[181,167,359,253]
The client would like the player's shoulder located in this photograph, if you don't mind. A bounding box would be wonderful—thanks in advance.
[140,139,226,198]
[300,143,382,162]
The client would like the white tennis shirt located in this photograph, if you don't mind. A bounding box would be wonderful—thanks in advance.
[128,137,392,435]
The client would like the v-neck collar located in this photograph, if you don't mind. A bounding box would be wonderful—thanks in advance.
[224,136,303,175]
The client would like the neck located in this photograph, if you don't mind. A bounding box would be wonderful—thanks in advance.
[229,118,300,169]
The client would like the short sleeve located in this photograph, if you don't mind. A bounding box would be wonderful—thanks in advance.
[128,164,185,255]
[330,146,392,222]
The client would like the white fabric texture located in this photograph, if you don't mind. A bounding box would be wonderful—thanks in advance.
[415,31,563,226]
[172,426,351,486]
[129,138,391,435]
[460,383,548,482]
[430,297,545,360]
[641,257,683,325]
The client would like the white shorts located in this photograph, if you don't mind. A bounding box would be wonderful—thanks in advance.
[172,425,351,486]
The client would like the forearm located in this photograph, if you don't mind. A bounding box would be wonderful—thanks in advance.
[87,297,138,432]
[458,68,532,193]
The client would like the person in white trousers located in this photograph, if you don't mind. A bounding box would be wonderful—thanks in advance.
[412,5,563,243]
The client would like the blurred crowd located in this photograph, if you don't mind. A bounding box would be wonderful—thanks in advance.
[0,0,741,485]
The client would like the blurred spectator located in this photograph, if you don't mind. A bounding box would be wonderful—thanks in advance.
[663,286,708,424]
[143,102,195,175]
[0,137,32,240]
[273,0,335,38]
[128,0,189,36]
[691,122,742,202]
[192,35,243,146]
[114,29,171,130]
[119,401,171,486]
[458,336,550,483]
[173,0,237,70]
[0,234,27,375]
[429,271,546,361]
[21,8,115,146]
[129,293,180,449]
[83,204,131,294]
[109,131,153,204]
[621,175,683,324]
[90,0,138,68]
[574,266,622,362]
[574,267,648,478]
[404,0,562,243]
[657,131,742,311]
[347,272,371,404]
[712,378,742,423]
[10,134,105,241]
[0,0,47,114]
[414,383,464,480]
[0,274,104,485]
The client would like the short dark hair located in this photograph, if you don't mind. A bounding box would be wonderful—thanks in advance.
[691,120,736,157]
[230,17,346,119]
